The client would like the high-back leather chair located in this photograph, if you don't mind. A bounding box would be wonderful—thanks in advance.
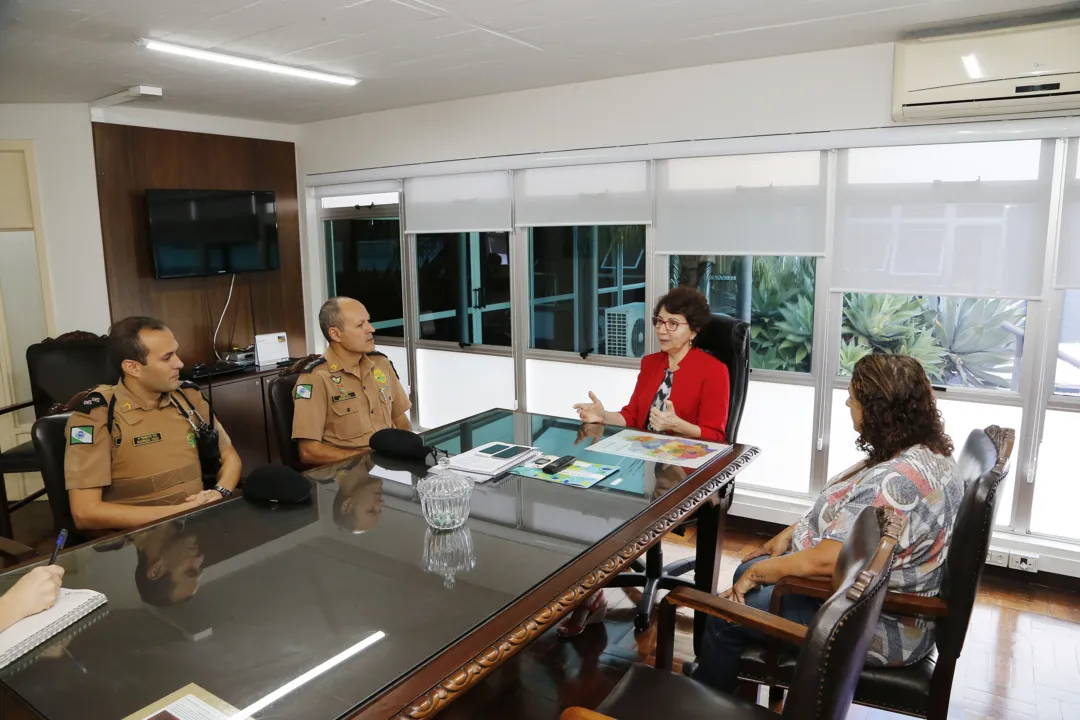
[268,354,328,471]
[692,313,751,443]
[0,333,113,537]
[736,426,1015,720]
[562,507,902,720]
[611,313,751,631]
[268,373,305,472]
[29,412,84,543]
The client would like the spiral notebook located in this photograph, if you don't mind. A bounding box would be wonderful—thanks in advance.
[0,588,107,670]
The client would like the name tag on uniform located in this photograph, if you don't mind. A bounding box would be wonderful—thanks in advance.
[331,392,357,404]
[133,432,163,446]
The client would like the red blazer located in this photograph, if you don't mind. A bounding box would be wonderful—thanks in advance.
[619,348,730,443]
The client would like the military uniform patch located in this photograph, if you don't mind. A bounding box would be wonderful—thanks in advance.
[373,368,387,385]
[70,426,94,445]
[295,384,313,399]
[331,391,358,403]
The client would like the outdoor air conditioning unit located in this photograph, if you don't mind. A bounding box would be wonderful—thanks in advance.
[893,19,1080,122]
[605,302,647,358]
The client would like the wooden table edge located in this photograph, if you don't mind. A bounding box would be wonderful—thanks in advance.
[353,443,761,720]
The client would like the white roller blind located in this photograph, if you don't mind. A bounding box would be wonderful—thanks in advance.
[404,172,511,233]
[833,140,1053,299]
[314,180,400,199]
[514,162,651,226]
[655,151,826,255]
[1055,139,1080,288]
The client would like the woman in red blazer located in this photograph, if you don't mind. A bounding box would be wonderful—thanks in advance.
[574,286,730,442]
[559,287,731,637]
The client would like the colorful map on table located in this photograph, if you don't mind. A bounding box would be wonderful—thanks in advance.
[587,430,731,469]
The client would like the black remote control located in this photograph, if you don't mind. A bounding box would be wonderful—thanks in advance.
[542,455,576,474]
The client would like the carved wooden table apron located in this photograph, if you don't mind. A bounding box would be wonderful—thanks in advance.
[356,443,760,720]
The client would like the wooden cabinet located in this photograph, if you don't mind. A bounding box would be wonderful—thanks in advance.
[197,369,279,476]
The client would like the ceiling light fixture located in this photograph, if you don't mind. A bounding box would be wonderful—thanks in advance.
[961,54,984,80]
[137,39,359,86]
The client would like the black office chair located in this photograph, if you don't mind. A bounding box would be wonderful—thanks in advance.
[268,357,320,472]
[562,507,903,720]
[610,313,750,631]
[29,412,86,544]
[0,332,113,538]
[736,426,1016,720]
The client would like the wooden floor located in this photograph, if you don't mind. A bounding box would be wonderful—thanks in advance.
[440,524,1080,720]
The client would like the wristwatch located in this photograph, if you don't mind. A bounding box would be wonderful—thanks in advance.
[213,485,233,498]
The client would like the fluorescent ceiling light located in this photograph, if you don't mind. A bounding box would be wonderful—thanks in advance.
[961,54,984,80]
[138,39,359,86]
[230,631,385,719]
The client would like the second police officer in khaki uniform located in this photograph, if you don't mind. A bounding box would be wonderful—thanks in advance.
[65,317,242,532]
[292,297,411,466]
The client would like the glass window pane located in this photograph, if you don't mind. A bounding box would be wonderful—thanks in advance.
[525,359,639,420]
[828,389,1019,527]
[1031,409,1080,540]
[529,225,646,357]
[1053,289,1080,395]
[840,294,1027,392]
[416,232,511,347]
[320,192,400,210]
[324,216,403,339]
[736,381,814,493]
[670,255,816,373]
[416,349,514,429]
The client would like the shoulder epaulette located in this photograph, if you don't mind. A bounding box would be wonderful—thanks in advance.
[179,380,200,390]
[301,356,327,373]
[77,391,108,412]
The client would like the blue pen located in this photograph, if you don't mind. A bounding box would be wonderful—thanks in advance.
[48,529,67,566]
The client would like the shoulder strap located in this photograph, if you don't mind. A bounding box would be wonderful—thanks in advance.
[106,395,117,434]
[302,356,327,373]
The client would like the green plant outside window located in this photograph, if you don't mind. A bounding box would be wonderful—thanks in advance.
[840,294,1027,391]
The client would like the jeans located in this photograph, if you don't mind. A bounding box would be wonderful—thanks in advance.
[692,556,823,693]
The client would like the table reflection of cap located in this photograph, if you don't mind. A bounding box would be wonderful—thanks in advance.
[332,456,384,534]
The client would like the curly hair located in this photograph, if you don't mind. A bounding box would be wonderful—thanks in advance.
[850,354,953,464]
[654,287,712,333]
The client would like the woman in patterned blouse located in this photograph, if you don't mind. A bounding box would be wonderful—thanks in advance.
[692,353,963,693]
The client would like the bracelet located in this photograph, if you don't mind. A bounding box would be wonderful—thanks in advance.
[213,485,233,498]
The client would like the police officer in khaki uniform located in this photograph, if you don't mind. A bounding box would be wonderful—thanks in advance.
[292,297,411,466]
[65,317,242,531]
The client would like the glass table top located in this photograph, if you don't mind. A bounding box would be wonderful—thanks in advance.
[0,410,706,720]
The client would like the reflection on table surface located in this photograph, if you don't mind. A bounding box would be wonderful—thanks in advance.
[0,410,693,720]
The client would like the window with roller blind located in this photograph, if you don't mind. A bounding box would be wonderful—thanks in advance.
[520,162,651,358]
[832,140,1052,392]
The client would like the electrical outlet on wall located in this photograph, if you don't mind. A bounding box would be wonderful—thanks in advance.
[985,548,1009,567]
[1008,552,1039,573]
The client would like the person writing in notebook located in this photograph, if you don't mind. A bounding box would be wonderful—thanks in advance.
[0,566,64,633]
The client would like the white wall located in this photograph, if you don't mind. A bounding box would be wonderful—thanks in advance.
[0,104,310,347]
[299,43,895,175]
[0,104,110,334]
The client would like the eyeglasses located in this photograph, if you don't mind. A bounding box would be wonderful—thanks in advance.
[652,316,690,332]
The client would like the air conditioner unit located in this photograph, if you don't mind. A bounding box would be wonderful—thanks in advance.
[605,302,647,358]
[893,19,1080,122]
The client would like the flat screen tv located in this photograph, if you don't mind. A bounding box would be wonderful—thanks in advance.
[147,189,280,279]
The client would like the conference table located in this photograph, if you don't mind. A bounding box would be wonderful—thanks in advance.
[0,409,758,720]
